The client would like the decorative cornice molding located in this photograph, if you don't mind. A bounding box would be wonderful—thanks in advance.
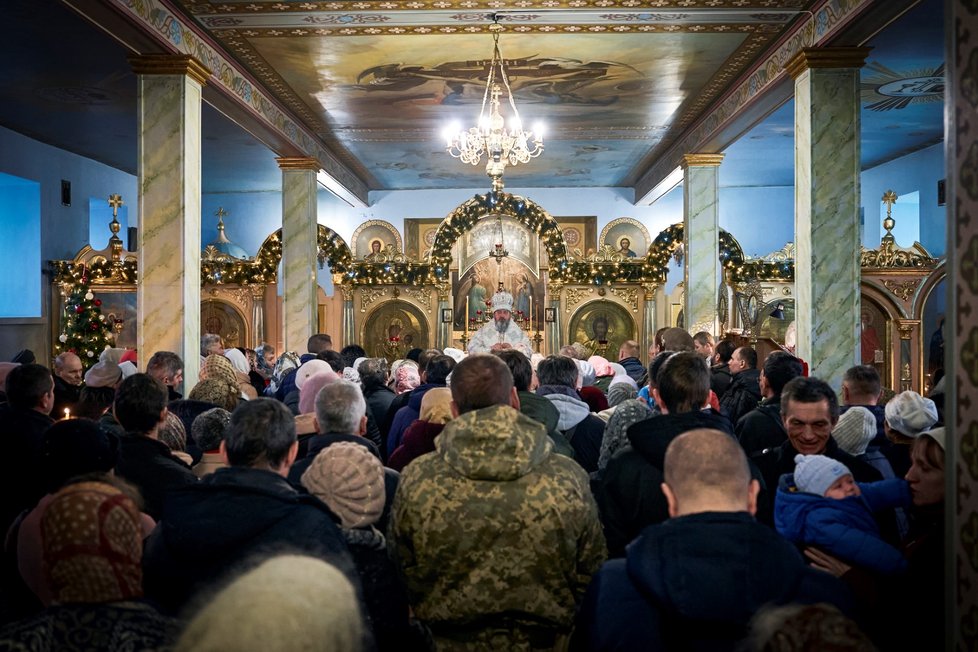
[276,157,321,171]
[681,153,725,168]
[129,54,211,85]
[784,47,871,79]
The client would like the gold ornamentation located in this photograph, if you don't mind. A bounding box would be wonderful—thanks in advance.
[565,287,593,311]
[129,54,211,85]
[611,287,639,311]
[883,279,922,302]
[403,286,432,307]
[642,282,660,300]
[436,283,451,301]
[784,47,871,79]
[581,244,630,264]
[363,243,409,263]
[338,285,354,302]
[249,284,266,300]
[599,218,652,255]
[897,321,916,340]
[360,287,386,311]
[352,219,403,258]
[681,153,725,168]
[762,242,796,262]
[861,242,938,269]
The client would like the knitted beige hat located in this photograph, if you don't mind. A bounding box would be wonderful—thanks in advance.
[301,442,385,529]
[832,407,877,456]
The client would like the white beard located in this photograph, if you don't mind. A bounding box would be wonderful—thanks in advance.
[494,317,510,334]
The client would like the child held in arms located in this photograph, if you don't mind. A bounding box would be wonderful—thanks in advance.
[774,454,909,575]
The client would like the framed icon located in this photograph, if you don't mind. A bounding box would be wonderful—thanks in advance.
[545,307,557,323]
[441,308,453,324]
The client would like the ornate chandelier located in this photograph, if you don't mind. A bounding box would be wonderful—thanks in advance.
[444,18,544,189]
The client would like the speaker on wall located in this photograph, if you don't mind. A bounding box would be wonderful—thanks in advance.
[127,227,138,252]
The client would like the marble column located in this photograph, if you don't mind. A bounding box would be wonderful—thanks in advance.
[786,48,868,390]
[340,286,355,348]
[947,5,978,646]
[436,284,451,349]
[682,154,724,336]
[131,55,209,387]
[641,283,658,358]
[277,158,320,354]
[547,282,563,355]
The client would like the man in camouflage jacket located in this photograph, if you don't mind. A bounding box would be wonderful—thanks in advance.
[390,354,607,651]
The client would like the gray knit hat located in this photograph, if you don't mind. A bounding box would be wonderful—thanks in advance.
[301,442,385,529]
[832,407,877,456]
[793,454,851,496]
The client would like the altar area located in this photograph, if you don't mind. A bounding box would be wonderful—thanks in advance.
[49,189,945,395]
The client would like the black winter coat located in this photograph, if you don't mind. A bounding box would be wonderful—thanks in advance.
[115,432,198,521]
[142,467,357,616]
[573,511,854,651]
[719,368,761,425]
[595,409,737,557]
[735,396,786,456]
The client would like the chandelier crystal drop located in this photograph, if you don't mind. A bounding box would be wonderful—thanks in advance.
[444,19,544,189]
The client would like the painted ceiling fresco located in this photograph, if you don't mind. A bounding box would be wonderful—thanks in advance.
[0,0,945,196]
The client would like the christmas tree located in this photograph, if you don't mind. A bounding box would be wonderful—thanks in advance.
[55,267,114,368]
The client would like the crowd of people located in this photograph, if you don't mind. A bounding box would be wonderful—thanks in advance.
[0,309,947,650]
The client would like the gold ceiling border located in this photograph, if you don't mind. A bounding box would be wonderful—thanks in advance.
[220,24,778,37]
[191,1,809,13]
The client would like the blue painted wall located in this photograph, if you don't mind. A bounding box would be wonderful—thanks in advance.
[0,173,41,318]
[860,142,945,256]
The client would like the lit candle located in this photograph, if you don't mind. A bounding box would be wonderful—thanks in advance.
[63,408,70,420]
[529,296,533,332]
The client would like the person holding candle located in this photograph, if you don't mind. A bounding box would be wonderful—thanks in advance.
[466,290,533,357]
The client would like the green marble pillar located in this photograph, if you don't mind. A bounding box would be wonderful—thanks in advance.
[787,48,868,390]
[132,55,209,387]
[278,158,320,354]
[682,154,724,336]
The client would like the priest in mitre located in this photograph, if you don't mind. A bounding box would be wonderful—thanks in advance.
[467,290,533,357]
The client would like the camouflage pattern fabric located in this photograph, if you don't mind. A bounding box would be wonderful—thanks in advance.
[390,404,607,651]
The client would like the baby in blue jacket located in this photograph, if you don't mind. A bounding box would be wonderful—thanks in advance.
[774,454,910,575]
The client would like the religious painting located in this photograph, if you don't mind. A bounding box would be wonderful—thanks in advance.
[351,220,402,259]
[921,276,946,378]
[91,288,136,350]
[404,217,443,260]
[600,218,651,258]
[755,298,795,345]
[458,215,539,276]
[453,257,544,332]
[361,300,429,361]
[200,299,247,350]
[567,300,635,360]
[554,216,598,261]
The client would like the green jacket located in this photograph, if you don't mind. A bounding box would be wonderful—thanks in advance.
[518,390,575,459]
[391,405,607,651]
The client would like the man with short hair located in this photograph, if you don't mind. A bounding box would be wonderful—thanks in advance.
[840,364,885,443]
[710,339,736,399]
[617,340,646,385]
[146,351,184,401]
[596,352,735,556]
[495,349,574,458]
[576,429,851,650]
[719,346,761,425]
[391,354,606,650]
[387,354,456,455]
[51,352,83,415]
[143,398,356,615]
[660,327,695,352]
[692,331,715,360]
[466,290,533,357]
[0,364,56,531]
[113,374,197,520]
[753,376,883,525]
[306,333,333,358]
[536,354,605,472]
[360,358,394,455]
[735,351,804,456]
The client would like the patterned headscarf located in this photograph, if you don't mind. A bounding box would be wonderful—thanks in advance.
[598,398,653,472]
[200,354,238,388]
[393,363,420,395]
[41,481,143,605]
[269,351,301,395]
[189,378,240,412]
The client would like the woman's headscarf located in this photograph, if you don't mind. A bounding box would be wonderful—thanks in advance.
[200,354,238,388]
[269,351,301,395]
[419,387,453,425]
[40,481,143,605]
[392,363,420,395]
[224,348,251,376]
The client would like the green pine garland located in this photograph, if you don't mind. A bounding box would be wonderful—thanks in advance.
[55,274,114,368]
